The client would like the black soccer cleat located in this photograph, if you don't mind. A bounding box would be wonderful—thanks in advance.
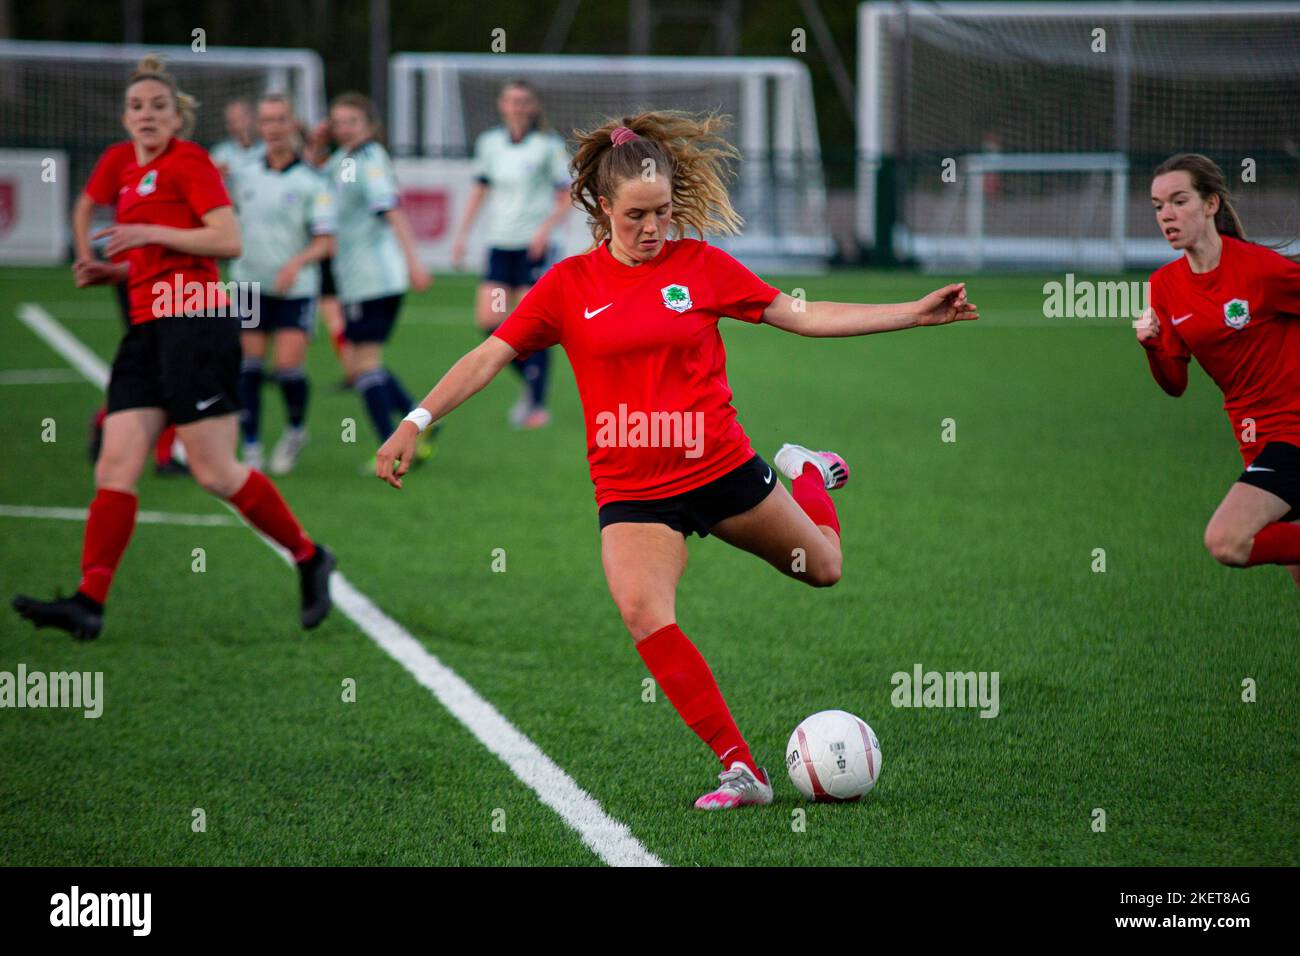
[12,592,104,641]
[297,544,335,630]
[154,458,190,477]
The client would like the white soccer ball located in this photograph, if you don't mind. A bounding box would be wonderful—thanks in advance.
[786,710,881,802]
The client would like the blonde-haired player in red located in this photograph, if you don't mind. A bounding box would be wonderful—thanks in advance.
[1137,153,1300,585]
[375,113,977,808]
[12,56,334,640]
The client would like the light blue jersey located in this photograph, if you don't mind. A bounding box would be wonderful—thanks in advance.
[324,141,408,304]
[229,157,336,300]
[472,125,571,250]
[210,138,266,173]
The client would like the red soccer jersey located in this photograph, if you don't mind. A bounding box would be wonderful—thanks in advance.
[492,237,782,505]
[1148,235,1300,464]
[84,141,136,209]
[103,138,232,324]
[83,141,136,265]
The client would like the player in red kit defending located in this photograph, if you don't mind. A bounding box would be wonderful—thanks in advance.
[12,55,334,640]
[1137,154,1300,586]
[374,112,977,808]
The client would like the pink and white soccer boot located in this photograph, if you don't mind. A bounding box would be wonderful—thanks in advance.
[773,443,850,490]
[693,762,774,810]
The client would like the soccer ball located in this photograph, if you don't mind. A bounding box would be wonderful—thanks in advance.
[786,710,881,802]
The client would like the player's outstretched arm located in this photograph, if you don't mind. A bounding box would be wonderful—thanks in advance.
[1134,306,1189,397]
[761,283,978,337]
[375,336,519,489]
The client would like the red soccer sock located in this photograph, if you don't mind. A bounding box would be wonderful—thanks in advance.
[154,423,177,466]
[636,623,759,776]
[1246,522,1300,566]
[228,470,316,563]
[78,488,139,604]
[792,462,840,535]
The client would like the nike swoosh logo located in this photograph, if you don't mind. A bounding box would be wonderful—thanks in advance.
[1171,313,1193,325]
[1246,465,1275,473]
[584,303,612,319]
[195,394,222,411]
[764,468,773,484]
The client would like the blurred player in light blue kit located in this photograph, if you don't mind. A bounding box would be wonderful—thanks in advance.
[318,92,433,471]
[210,98,265,178]
[450,79,572,429]
[229,93,336,474]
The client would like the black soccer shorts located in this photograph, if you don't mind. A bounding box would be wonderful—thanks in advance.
[106,313,242,425]
[598,454,778,538]
[1237,440,1300,522]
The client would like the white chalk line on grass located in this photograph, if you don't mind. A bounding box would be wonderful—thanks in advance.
[0,368,88,385]
[0,504,239,527]
[15,302,663,868]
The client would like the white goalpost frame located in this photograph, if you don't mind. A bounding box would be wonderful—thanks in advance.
[856,0,1300,268]
[956,152,1128,271]
[390,53,833,269]
[0,40,328,126]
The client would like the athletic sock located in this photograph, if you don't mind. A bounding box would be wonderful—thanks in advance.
[154,424,177,467]
[227,469,316,563]
[384,368,412,412]
[522,348,550,408]
[239,357,264,445]
[276,367,309,429]
[792,462,840,534]
[77,488,139,604]
[1246,522,1300,565]
[635,623,760,777]
[356,368,394,441]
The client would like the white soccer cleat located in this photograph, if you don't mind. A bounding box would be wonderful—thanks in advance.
[242,441,264,471]
[507,385,533,428]
[773,443,850,490]
[269,427,309,475]
[694,762,774,810]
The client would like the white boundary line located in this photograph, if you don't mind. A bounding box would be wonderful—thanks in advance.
[0,368,88,385]
[14,302,663,868]
[0,504,239,527]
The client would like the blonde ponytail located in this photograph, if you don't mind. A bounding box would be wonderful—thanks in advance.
[570,110,744,247]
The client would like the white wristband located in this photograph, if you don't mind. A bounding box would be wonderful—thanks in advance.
[403,408,433,433]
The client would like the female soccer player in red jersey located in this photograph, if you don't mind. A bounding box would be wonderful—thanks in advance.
[1137,154,1300,586]
[375,112,976,808]
[77,139,185,476]
[12,55,334,641]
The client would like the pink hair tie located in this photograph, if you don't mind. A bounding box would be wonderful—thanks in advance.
[610,126,639,147]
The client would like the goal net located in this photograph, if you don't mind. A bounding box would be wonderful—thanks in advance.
[0,40,325,252]
[390,53,833,270]
[857,1,1300,270]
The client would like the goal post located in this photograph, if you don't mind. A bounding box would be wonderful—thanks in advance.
[857,1,1300,271]
[389,53,834,271]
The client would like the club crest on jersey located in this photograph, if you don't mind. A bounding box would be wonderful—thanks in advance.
[136,170,158,196]
[661,284,692,313]
[1223,298,1250,330]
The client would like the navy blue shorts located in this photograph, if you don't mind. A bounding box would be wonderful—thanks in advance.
[597,454,777,538]
[247,295,315,335]
[486,247,549,288]
[319,257,336,297]
[343,294,403,344]
[1238,441,1300,522]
